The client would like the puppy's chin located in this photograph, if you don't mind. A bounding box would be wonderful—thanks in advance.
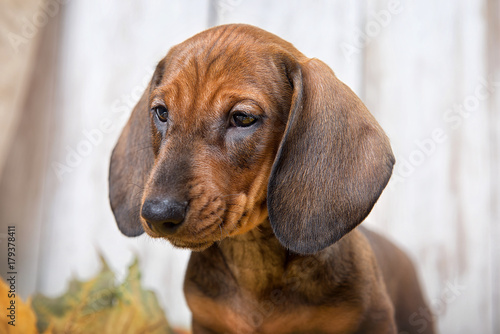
[141,229,216,251]
[168,239,215,252]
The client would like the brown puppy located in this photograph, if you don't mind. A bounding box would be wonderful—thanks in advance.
[109,24,435,334]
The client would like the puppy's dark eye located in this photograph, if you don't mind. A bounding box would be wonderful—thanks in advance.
[153,106,168,122]
[232,112,258,127]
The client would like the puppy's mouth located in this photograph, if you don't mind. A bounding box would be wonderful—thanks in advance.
[159,220,233,251]
[142,219,235,251]
[140,194,249,251]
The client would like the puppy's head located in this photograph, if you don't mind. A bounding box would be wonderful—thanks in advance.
[109,24,394,254]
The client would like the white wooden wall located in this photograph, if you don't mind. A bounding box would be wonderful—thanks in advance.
[1,1,498,333]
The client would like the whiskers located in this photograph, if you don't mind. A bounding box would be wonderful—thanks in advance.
[213,212,229,243]
[214,198,250,242]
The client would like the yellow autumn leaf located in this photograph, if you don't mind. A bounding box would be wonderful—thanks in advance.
[0,278,38,334]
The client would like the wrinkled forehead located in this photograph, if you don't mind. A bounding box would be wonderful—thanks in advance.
[149,26,298,113]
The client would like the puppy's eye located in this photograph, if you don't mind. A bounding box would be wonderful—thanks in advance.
[232,112,258,127]
[153,106,168,122]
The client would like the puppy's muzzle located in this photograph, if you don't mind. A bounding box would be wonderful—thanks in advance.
[141,197,188,235]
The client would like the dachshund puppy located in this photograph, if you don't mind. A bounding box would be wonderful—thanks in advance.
[109,24,434,334]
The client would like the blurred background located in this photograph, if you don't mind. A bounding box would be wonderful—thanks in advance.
[0,0,498,332]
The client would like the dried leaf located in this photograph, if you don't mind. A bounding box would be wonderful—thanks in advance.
[31,256,173,334]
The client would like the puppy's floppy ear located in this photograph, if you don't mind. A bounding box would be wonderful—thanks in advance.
[108,66,161,236]
[268,58,395,254]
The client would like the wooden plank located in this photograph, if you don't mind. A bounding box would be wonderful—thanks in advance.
[0,0,43,176]
[0,1,62,298]
[487,0,500,330]
[364,0,493,332]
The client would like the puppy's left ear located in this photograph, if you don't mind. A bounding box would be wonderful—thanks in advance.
[268,58,395,255]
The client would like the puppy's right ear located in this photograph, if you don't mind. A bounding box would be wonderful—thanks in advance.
[109,75,158,236]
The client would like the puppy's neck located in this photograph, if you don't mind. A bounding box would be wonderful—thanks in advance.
[217,220,289,292]
[215,220,356,294]
[186,220,363,308]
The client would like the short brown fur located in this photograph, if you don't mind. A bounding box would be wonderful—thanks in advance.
[109,24,435,334]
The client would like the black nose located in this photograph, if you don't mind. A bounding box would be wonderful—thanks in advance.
[141,197,187,235]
